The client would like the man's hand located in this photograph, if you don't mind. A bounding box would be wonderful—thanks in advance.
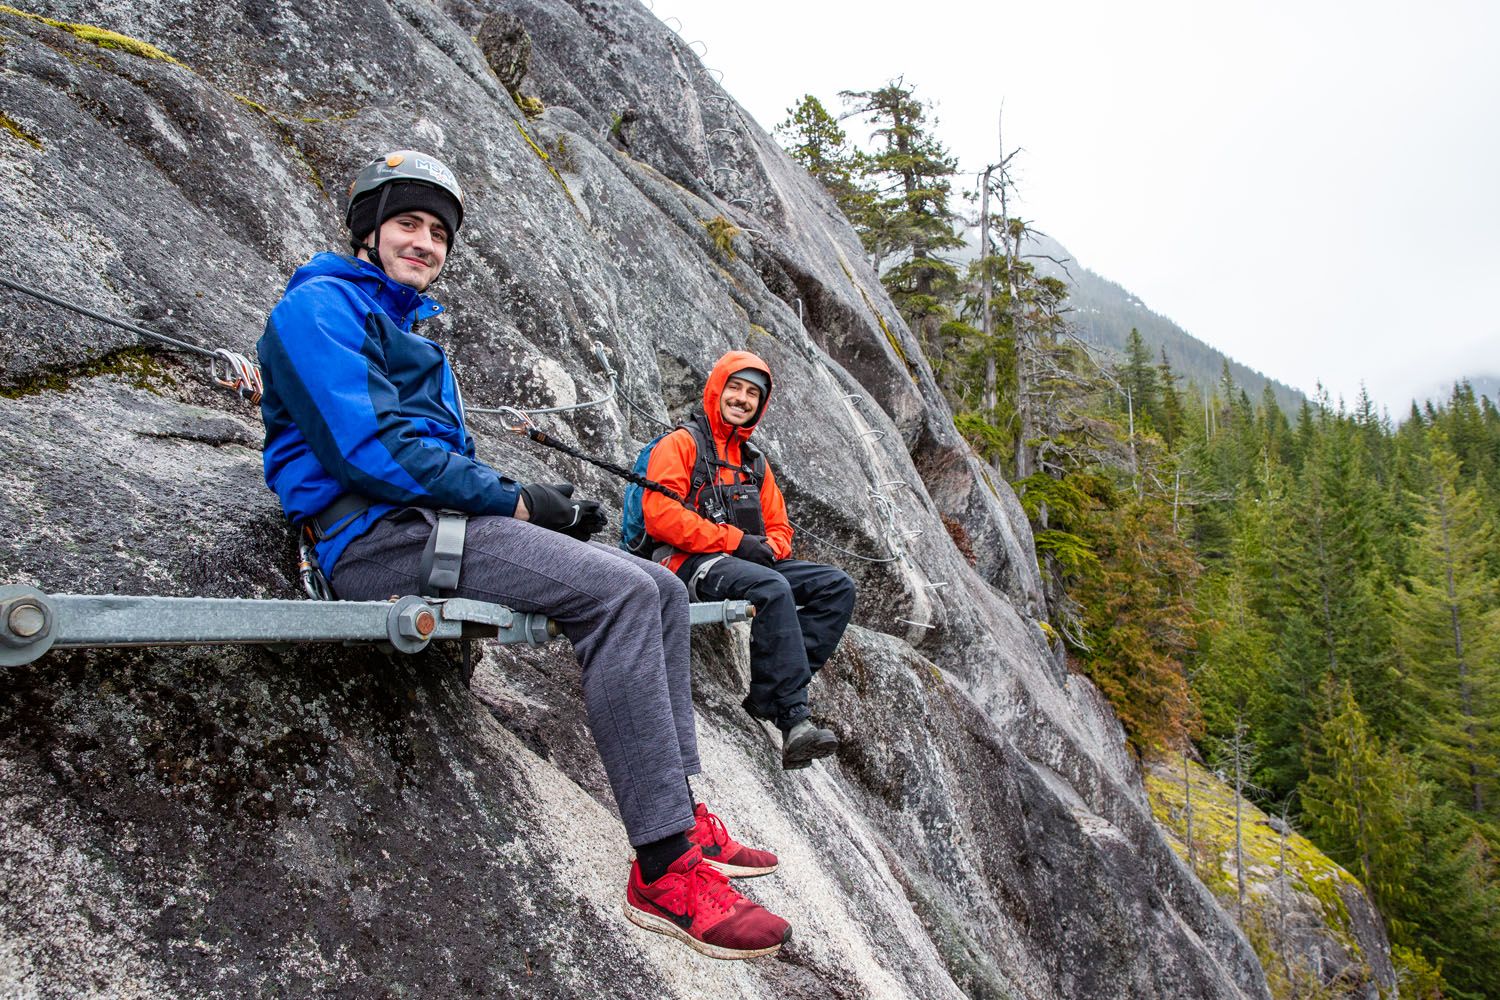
[733,533,776,567]
[520,482,607,541]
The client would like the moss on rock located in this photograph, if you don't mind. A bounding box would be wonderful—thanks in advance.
[514,119,574,206]
[0,4,183,65]
[513,92,544,118]
[1145,757,1384,997]
[1,347,173,400]
[701,215,740,261]
[0,108,41,148]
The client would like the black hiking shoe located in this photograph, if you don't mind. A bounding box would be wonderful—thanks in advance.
[781,719,838,770]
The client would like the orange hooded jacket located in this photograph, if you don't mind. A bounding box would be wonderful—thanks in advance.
[643,350,793,574]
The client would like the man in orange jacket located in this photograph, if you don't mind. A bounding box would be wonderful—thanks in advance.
[644,351,856,769]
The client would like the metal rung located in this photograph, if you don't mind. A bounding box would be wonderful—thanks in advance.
[0,585,754,668]
[689,599,754,626]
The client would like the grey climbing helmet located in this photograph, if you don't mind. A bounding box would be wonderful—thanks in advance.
[345,150,465,247]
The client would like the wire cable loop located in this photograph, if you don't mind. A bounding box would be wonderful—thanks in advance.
[786,518,901,564]
[468,342,618,421]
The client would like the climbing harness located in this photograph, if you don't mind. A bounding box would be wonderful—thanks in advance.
[419,511,468,597]
[0,272,264,403]
[295,492,470,602]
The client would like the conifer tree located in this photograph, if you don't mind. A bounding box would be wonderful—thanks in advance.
[776,95,872,227]
[1401,802,1500,998]
[1072,483,1200,750]
[1435,381,1500,495]
[1258,383,1293,469]
[1302,685,1500,997]
[839,79,964,350]
[1156,349,1188,450]
[1291,396,1318,471]
[1278,411,1399,735]
[1300,679,1418,916]
[1392,437,1500,819]
[1195,528,1277,737]
[1118,327,1160,439]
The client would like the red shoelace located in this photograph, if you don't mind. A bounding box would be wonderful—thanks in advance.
[681,856,740,920]
[696,807,731,849]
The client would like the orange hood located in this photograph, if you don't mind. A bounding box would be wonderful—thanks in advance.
[703,350,772,443]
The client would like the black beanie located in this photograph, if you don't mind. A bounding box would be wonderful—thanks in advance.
[348,180,462,244]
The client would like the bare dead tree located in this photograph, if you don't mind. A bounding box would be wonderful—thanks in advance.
[1276,796,1297,988]
[1183,741,1196,873]
[1211,716,1261,921]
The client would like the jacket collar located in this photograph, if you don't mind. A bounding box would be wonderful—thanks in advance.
[290,252,445,327]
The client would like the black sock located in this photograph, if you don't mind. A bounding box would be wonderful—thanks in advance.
[637,832,692,884]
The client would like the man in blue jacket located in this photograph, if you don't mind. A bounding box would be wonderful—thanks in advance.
[257,150,789,960]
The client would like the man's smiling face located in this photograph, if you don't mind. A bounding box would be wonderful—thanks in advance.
[720,376,763,427]
[372,210,448,291]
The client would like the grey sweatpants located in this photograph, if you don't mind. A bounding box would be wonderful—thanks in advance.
[331,508,699,847]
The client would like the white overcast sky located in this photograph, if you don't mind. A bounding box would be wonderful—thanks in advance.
[652,0,1500,412]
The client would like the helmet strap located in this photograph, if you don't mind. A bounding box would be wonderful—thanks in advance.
[353,185,393,275]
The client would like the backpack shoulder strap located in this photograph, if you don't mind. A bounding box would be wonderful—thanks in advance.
[679,416,715,506]
[738,438,767,484]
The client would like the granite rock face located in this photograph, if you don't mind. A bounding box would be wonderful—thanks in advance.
[1,2,1288,996]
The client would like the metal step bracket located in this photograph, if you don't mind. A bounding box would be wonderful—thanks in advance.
[0,585,752,668]
[688,599,753,626]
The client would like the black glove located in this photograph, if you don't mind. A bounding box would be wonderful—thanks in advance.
[733,533,776,567]
[521,482,606,541]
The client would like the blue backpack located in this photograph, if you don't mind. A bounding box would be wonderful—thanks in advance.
[619,416,764,557]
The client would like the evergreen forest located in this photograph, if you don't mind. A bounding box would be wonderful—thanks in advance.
[779,83,1500,999]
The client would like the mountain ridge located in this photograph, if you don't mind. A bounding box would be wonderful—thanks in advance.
[957,228,1309,416]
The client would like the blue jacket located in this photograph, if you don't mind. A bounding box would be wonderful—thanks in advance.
[258,253,521,573]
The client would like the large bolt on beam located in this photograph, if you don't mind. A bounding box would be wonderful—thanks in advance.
[0,586,57,666]
[8,603,46,638]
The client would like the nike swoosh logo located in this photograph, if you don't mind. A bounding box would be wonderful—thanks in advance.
[643,894,694,930]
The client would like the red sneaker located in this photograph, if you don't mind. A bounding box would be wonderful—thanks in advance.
[624,846,792,959]
[688,803,779,877]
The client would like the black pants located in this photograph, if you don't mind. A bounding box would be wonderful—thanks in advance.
[683,556,856,730]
